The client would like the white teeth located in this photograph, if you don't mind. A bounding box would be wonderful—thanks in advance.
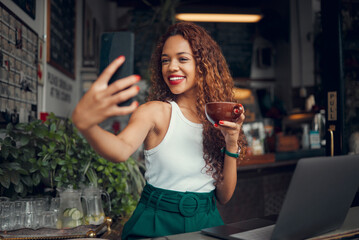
[169,77,184,81]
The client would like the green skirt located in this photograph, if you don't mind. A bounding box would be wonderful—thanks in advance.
[121,183,224,240]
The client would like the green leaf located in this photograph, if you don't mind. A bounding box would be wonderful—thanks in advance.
[32,173,41,185]
[3,137,13,146]
[6,162,22,171]
[41,159,49,167]
[20,135,30,146]
[33,126,47,138]
[41,153,50,163]
[97,166,104,172]
[86,168,98,187]
[57,159,66,165]
[50,123,57,132]
[54,176,62,182]
[118,164,126,171]
[18,168,29,175]
[0,174,10,188]
[23,148,35,159]
[22,176,33,187]
[29,158,37,164]
[109,176,115,183]
[14,181,24,193]
[10,171,20,185]
[40,168,48,178]
[67,149,74,156]
[15,122,27,131]
[51,160,57,170]
[10,148,19,159]
[49,142,56,151]
[6,123,13,132]
[98,158,107,165]
[1,147,9,159]
[57,129,64,136]
[42,144,48,152]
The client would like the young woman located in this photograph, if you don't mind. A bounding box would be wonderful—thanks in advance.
[72,22,246,239]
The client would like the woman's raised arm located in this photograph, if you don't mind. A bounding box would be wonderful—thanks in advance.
[71,56,145,162]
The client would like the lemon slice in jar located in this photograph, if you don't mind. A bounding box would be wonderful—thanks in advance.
[70,208,83,220]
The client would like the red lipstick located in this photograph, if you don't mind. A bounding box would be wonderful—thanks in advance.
[168,75,185,85]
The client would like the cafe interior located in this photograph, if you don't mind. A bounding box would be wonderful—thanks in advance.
[0,0,359,239]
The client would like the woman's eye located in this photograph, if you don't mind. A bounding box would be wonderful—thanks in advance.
[161,59,169,64]
[179,57,189,62]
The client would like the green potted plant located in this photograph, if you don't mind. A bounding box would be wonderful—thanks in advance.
[0,113,145,219]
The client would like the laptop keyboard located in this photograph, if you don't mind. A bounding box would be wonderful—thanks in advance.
[229,224,275,240]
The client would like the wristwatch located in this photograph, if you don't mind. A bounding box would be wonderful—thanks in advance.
[221,147,241,158]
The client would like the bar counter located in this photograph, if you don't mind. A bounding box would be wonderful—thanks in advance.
[238,148,326,170]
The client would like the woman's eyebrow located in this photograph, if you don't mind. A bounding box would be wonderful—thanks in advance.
[177,52,190,55]
[161,52,192,57]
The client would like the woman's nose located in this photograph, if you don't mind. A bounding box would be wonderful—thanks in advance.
[168,60,179,71]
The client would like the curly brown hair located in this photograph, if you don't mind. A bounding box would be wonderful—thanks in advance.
[147,21,247,184]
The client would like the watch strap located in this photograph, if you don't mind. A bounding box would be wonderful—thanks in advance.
[221,147,240,158]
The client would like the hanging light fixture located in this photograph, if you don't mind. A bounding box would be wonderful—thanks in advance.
[176,13,263,23]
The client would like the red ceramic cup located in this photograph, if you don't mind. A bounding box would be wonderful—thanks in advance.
[205,102,244,125]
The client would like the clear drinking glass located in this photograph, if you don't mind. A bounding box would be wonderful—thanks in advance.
[42,211,57,228]
[21,199,35,229]
[50,197,60,212]
[33,198,46,229]
[0,201,14,231]
[34,198,47,212]
[0,197,10,202]
[49,197,60,226]
[0,202,3,230]
[13,200,25,230]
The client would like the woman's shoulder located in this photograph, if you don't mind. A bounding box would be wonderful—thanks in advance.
[140,100,171,110]
[133,101,171,119]
[133,101,172,139]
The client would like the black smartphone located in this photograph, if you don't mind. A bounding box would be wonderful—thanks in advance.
[99,32,135,106]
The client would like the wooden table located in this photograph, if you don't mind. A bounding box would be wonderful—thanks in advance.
[146,207,359,240]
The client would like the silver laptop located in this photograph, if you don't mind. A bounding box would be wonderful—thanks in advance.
[202,154,359,240]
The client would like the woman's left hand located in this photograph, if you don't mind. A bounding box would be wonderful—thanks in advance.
[215,108,245,149]
[214,107,245,204]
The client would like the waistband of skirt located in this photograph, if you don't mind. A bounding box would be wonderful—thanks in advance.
[139,183,216,217]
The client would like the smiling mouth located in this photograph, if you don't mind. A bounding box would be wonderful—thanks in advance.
[169,76,185,85]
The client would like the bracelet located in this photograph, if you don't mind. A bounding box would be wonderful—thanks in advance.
[221,147,241,158]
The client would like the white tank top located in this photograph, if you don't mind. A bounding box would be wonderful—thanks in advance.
[144,101,215,192]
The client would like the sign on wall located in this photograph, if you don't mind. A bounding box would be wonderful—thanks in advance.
[45,67,75,118]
